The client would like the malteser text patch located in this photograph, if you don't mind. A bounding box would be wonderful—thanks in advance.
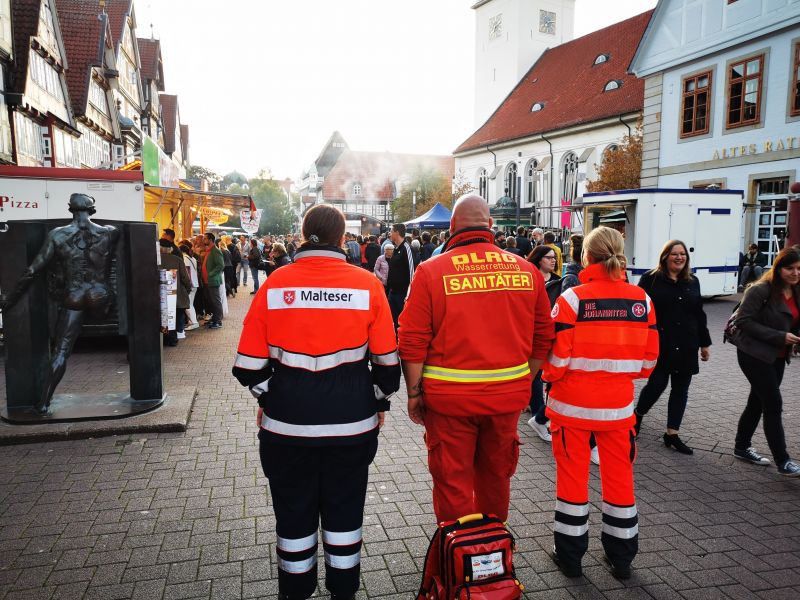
[268,288,370,310]
[443,271,534,295]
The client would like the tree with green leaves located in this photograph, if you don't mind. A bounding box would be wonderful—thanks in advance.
[186,165,223,192]
[391,165,468,223]
[233,175,296,235]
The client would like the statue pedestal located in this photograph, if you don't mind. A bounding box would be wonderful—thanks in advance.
[1,393,164,423]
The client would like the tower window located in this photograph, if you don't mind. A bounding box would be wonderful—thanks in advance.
[604,80,622,92]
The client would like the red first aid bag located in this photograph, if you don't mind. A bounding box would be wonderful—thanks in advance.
[417,513,524,600]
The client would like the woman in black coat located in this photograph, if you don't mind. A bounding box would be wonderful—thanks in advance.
[730,246,800,475]
[634,240,711,455]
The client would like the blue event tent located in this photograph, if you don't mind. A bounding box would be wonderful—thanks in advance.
[402,202,452,229]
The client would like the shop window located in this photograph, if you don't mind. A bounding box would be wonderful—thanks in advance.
[681,71,712,137]
[791,42,800,117]
[727,54,764,128]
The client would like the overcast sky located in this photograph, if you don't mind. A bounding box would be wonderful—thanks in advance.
[135,0,657,180]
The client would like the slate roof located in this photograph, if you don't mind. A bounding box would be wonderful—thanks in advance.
[159,93,178,154]
[454,10,654,154]
[137,37,164,90]
[55,0,111,117]
[323,151,454,202]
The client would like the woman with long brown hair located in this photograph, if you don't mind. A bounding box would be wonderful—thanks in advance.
[634,240,711,454]
[731,246,800,476]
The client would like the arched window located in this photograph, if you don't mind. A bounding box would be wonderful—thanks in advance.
[352,183,362,196]
[505,163,518,202]
[477,168,488,200]
[602,144,619,162]
[562,152,579,205]
[525,159,540,207]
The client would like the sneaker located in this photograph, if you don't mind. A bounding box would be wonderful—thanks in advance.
[528,417,551,442]
[734,447,771,465]
[209,322,223,330]
[184,322,199,331]
[591,446,600,465]
[176,332,186,339]
[778,459,800,477]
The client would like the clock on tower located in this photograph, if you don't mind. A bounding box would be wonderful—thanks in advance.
[539,10,556,35]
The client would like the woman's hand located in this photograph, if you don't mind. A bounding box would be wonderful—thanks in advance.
[377,412,385,428]
[700,347,710,362]
[256,406,263,428]
[785,332,800,345]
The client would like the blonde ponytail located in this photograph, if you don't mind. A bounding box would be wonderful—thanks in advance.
[582,227,626,280]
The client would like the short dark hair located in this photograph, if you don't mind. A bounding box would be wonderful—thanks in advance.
[302,204,345,247]
[543,231,555,243]
[749,243,759,251]
[205,232,216,243]
[163,228,176,239]
[517,226,525,235]
[569,234,583,264]
[422,231,431,243]
[506,236,516,247]
[392,223,406,237]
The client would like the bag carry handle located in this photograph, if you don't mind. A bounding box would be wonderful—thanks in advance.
[457,513,485,524]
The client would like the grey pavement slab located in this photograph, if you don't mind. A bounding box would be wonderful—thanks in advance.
[0,286,799,599]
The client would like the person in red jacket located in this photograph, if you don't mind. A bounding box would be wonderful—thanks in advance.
[399,194,555,523]
[543,226,659,580]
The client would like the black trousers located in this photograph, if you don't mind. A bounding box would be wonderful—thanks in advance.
[636,361,693,431]
[259,432,378,600]
[735,350,788,465]
[204,284,223,324]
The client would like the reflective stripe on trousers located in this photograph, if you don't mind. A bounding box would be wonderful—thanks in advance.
[422,362,530,383]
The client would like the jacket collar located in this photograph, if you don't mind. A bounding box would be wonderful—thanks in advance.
[444,228,495,251]
[293,246,346,262]
[579,262,622,284]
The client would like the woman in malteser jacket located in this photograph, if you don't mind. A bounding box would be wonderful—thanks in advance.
[633,240,711,455]
[730,246,800,476]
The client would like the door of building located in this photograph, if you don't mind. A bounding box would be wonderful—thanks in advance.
[755,178,789,266]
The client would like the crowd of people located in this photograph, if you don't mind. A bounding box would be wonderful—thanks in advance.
[223,201,799,600]
[157,228,303,345]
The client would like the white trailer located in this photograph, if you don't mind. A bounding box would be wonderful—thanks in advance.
[579,189,744,296]
[0,166,145,225]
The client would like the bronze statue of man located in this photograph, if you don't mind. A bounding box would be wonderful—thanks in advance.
[0,194,119,413]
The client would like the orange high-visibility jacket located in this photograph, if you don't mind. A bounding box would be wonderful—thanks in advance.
[543,263,659,430]
[398,229,555,416]
[232,247,400,445]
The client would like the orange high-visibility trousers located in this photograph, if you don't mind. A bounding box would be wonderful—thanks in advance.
[550,424,638,570]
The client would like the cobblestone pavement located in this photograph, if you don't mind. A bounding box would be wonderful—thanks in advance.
[0,287,799,600]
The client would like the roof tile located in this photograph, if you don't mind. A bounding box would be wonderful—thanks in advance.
[455,10,653,154]
[159,93,178,153]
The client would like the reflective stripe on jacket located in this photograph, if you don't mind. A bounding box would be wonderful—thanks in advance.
[543,262,659,430]
[232,246,400,446]
[398,230,555,416]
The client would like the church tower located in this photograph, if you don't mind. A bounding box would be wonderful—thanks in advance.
[473,0,575,127]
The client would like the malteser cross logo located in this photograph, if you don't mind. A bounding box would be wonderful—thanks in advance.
[283,290,295,305]
[632,302,646,318]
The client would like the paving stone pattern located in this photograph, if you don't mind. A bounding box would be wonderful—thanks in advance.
[0,288,799,599]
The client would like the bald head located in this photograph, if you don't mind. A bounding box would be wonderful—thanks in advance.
[450,194,493,232]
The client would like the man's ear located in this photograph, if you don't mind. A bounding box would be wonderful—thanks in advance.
[488,217,494,229]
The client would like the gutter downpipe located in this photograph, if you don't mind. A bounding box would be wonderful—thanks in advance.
[619,114,632,137]
[541,134,554,228]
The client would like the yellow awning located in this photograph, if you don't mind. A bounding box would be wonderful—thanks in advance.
[144,185,254,213]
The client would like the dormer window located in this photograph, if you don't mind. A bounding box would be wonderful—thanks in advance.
[604,80,622,92]
[531,102,544,112]
[594,54,609,65]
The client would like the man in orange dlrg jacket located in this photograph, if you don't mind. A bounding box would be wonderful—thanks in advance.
[399,194,555,523]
